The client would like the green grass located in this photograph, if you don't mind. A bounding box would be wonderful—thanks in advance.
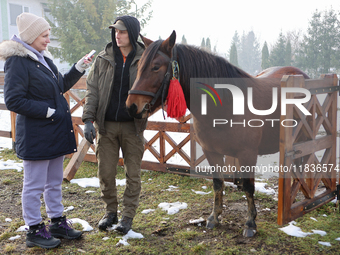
[0,148,21,161]
[0,149,340,254]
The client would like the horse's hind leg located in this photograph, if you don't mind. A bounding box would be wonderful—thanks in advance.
[242,177,257,237]
[238,153,257,237]
[203,151,224,229]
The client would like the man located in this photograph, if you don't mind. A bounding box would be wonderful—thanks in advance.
[82,16,146,234]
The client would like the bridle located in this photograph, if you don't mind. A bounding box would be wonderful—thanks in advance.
[128,40,178,116]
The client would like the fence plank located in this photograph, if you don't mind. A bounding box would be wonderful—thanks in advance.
[63,138,92,181]
[0,131,11,138]
[0,104,7,110]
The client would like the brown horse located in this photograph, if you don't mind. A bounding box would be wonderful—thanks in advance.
[126,31,309,237]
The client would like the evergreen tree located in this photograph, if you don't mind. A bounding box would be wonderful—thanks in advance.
[201,38,206,48]
[228,31,240,61]
[213,45,217,53]
[205,38,211,52]
[231,31,241,51]
[285,40,292,66]
[238,31,261,75]
[296,8,340,77]
[261,41,270,70]
[46,0,152,65]
[286,29,303,66]
[269,31,286,66]
[181,35,187,45]
[295,11,322,77]
[238,32,247,69]
[319,8,340,74]
[229,42,238,67]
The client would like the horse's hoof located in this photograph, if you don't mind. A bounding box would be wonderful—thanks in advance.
[207,221,216,229]
[243,229,257,237]
[207,220,219,229]
[206,215,219,229]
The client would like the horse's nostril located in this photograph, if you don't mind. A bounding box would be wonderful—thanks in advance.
[127,103,138,117]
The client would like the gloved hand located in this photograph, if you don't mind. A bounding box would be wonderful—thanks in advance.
[84,121,96,144]
[75,56,92,73]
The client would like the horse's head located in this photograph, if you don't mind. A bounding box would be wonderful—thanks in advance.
[126,31,177,119]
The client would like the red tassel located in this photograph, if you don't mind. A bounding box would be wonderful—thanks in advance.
[166,78,187,118]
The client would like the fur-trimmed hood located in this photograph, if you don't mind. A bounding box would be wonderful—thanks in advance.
[0,40,53,61]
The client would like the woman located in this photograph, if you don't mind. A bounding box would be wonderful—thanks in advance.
[0,12,93,249]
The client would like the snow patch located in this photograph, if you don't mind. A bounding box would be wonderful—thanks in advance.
[279,221,313,237]
[141,209,155,214]
[70,177,126,188]
[158,202,188,215]
[191,189,211,195]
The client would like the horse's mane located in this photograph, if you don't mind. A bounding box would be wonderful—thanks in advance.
[175,44,254,95]
[139,40,252,80]
[138,40,257,103]
[176,44,251,80]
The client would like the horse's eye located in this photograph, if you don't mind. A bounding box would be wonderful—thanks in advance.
[151,66,160,71]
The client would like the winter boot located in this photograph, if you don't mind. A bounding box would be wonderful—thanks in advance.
[98,212,118,230]
[26,222,61,249]
[116,216,133,234]
[49,216,82,239]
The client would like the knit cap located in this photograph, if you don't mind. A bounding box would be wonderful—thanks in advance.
[16,12,51,44]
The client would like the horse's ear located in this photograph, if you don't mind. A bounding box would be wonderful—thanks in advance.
[162,30,177,56]
[140,34,153,48]
[169,30,176,48]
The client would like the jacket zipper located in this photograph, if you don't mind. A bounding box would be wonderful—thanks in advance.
[115,62,125,121]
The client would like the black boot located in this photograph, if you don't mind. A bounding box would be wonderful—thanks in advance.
[98,212,118,231]
[26,222,61,249]
[116,216,133,234]
[49,216,82,240]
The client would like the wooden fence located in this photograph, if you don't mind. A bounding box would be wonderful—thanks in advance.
[1,71,339,225]
[278,74,339,225]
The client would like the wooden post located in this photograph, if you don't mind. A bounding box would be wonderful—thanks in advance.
[10,112,16,150]
[63,138,92,181]
[278,75,298,225]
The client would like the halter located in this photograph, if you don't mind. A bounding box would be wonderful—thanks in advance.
[128,41,178,115]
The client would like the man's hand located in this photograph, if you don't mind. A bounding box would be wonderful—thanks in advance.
[84,121,96,144]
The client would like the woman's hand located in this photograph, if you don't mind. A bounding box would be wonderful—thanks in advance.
[75,53,94,73]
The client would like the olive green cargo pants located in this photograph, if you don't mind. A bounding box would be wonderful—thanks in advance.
[95,121,144,218]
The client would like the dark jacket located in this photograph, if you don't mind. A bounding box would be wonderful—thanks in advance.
[105,40,134,122]
[82,16,147,134]
[106,16,143,121]
[0,40,84,160]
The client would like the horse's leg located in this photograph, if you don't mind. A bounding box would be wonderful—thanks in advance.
[242,176,257,237]
[206,173,224,229]
[238,153,257,237]
[203,150,225,229]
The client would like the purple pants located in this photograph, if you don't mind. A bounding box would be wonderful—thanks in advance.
[22,156,64,226]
